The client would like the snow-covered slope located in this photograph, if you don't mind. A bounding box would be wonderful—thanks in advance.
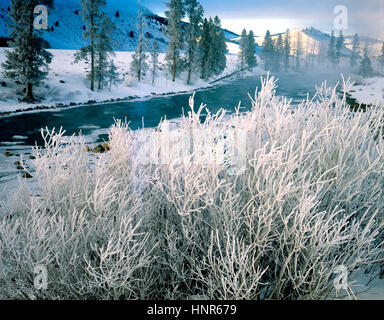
[0,0,240,52]
[249,28,382,60]
[252,28,352,57]
[222,29,239,40]
[344,35,383,58]
[0,0,168,51]
[230,28,337,58]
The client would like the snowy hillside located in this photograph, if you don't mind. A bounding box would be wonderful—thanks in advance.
[0,0,240,52]
[344,35,383,58]
[222,29,239,40]
[0,0,170,51]
[252,28,352,58]
[229,28,342,59]
[248,28,382,60]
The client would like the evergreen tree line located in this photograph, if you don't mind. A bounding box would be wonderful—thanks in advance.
[238,29,257,71]
[327,30,344,66]
[259,29,292,72]
[331,31,384,78]
[132,0,228,84]
[258,28,384,78]
[74,0,119,91]
[326,30,382,77]
[349,33,384,78]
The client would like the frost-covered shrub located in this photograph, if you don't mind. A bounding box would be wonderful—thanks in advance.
[0,75,383,300]
[0,128,154,300]
[140,77,384,299]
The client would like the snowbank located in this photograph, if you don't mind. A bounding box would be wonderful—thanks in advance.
[349,76,384,106]
[0,48,263,115]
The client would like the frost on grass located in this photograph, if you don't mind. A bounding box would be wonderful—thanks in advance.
[0,76,384,300]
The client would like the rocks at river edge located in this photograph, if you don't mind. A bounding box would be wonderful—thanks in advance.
[88,143,110,154]
[92,145,105,153]
[3,152,13,157]
[102,143,110,152]
[83,146,91,152]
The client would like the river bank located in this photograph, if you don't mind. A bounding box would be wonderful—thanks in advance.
[0,48,265,117]
[348,76,384,107]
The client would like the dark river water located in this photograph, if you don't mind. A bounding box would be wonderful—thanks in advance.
[0,72,346,146]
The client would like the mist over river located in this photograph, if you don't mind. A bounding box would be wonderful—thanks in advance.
[0,72,347,147]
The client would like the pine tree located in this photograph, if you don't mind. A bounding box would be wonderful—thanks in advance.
[274,33,283,72]
[164,0,185,82]
[327,30,336,66]
[261,30,274,71]
[211,16,226,76]
[306,37,317,69]
[207,17,218,77]
[185,0,203,84]
[245,30,257,70]
[350,33,360,68]
[198,18,209,79]
[2,0,53,101]
[359,46,373,78]
[130,10,149,82]
[106,59,120,91]
[198,18,211,79]
[294,30,302,71]
[335,30,344,65]
[198,16,226,80]
[151,40,159,85]
[95,15,116,90]
[238,29,247,70]
[283,29,291,71]
[75,0,107,91]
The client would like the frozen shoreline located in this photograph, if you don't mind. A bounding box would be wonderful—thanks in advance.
[0,48,264,117]
[348,76,384,106]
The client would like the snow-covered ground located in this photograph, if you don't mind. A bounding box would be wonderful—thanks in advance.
[351,271,384,300]
[329,269,384,300]
[349,76,384,106]
[0,48,263,114]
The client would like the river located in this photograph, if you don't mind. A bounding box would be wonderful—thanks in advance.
[0,71,346,147]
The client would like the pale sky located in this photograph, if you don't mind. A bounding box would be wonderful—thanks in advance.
[139,0,384,39]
